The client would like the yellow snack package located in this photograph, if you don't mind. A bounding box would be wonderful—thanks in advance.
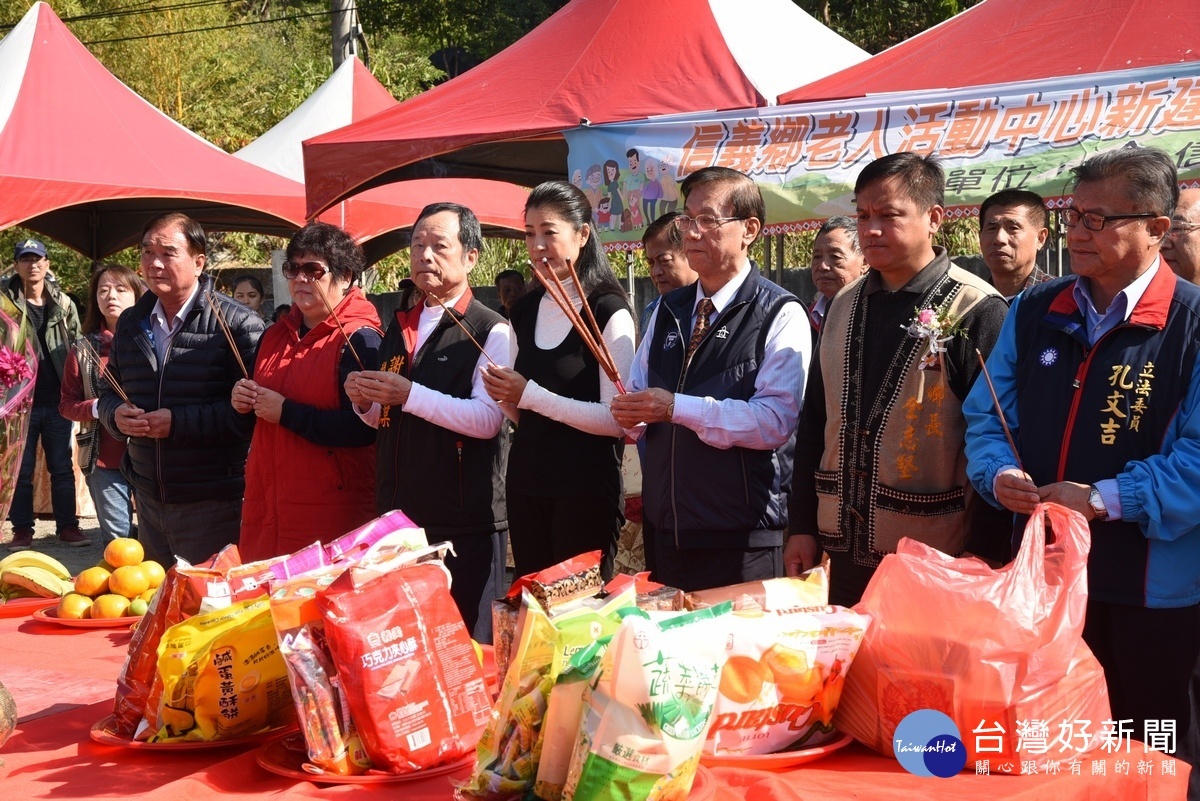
[152,595,295,742]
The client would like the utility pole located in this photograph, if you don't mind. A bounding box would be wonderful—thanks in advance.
[331,0,355,69]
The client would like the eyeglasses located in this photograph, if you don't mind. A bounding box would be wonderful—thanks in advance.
[1059,208,1160,231]
[674,214,747,233]
[1169,220,1200,238]
[282,260,329,280]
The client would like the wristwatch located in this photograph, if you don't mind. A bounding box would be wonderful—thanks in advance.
[1087,485,1109,521]
[665,398,675,422]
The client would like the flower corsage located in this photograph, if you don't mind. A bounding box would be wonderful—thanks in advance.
[902,303,963,402]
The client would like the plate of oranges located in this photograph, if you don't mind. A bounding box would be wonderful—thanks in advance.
[34,538,164,629]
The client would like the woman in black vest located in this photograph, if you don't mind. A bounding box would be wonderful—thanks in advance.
[482,181,635,579]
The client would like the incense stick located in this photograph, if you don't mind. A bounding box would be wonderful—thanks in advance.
[429,293,498,367]
[564,257,626,394]
[206,290,249,378]
[312,283,366,371]
[78,336,132,407]
[975,348,1022,471]
[535,258,626,393]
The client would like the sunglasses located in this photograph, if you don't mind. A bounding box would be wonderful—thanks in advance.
[282,260,329,280]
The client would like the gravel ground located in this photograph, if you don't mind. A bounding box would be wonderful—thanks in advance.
[3,517,108,576]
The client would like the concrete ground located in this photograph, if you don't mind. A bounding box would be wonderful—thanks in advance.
[2,517,107,576]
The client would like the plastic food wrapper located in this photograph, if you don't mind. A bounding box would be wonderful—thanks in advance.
[150,595,294,742]
[559,603,732,801]
[704,605,868,755]
[268,509,422,583]
[318,545,491,774]
[269,565,371,776]
[462,586,635,800]
[492,552,606,684]
[113,545,244,738]
[835,503,1111,771]
[684,556,829,612]
[604,572,686,613]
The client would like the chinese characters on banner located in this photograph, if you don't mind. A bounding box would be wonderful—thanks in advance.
[564,63,1200,250]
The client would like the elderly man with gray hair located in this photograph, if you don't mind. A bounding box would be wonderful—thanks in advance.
[965,147,1200,795]
[808,215,866,332]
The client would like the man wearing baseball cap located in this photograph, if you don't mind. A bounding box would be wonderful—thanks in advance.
[4,238,86,549]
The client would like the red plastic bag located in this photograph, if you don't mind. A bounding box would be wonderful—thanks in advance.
[835,502,1111,771]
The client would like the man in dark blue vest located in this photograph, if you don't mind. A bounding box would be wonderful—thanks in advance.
[346,203,512,642]
[965,148,1200,794]
[611,167,810,591]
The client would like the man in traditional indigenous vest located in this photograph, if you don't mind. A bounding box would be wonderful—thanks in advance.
[787,152,1009,607]
[611,166,810,591]
[965,148,1200,794]
[345,203,512,642]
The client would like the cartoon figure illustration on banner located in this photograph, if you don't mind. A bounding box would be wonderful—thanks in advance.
[603,158,623,227]
[659,152,680,213]
[643,157,662,222]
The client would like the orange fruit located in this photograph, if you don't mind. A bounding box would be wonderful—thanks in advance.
[109,565,150,599]
[139,587,157,603]
[58,593,94,620]
[74,566,112,598]
[92,593,132,619]
[140,560,166,589]
[104,538,144,568]
[95,559,116,572]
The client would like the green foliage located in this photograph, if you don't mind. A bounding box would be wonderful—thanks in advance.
[794,0,982,54]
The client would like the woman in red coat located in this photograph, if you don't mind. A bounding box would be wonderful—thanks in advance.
[232,223,382,561]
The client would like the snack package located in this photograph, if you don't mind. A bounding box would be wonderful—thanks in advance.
[705,606,869,755]
[463,587,635,800]
[492,553,606,683]
[835,503,1111,771]
[684,557,829,612]
[318,549,491,774]
[267,509,422,583]
[269,565,371,776]
[151,596,294,742]
[604,572,686,613]
[113,545,243,737]
[560,604,732,801]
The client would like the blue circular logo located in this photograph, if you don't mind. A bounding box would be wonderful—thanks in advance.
[893,710,967,778]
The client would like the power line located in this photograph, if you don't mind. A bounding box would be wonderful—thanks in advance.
[81,7,335,44]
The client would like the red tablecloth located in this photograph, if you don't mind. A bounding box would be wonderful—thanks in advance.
[0,613,1190,800]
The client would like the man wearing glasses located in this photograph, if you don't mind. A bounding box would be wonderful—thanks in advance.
[1162,187,1200,285]
[611,166,809,591]
[100,213,263,566]
[787,152,1007,606]
[965,148,1200,789]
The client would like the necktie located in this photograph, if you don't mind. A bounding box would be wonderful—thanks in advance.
[687,297,715,358]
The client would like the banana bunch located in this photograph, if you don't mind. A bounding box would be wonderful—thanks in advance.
[0,552,73,600]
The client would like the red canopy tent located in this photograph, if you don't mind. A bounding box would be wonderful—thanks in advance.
[0,3,306,258]
[302,0,867,216]
[779,0,1200,104]
[235,56,527,263]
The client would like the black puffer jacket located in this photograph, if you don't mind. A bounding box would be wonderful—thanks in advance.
[98,274,263,504]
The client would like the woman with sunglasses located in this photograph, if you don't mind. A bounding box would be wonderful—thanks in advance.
[482,180,635,580]
[231,222,383,561]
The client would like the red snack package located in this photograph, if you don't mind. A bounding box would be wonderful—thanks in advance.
[318,557,491,773]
